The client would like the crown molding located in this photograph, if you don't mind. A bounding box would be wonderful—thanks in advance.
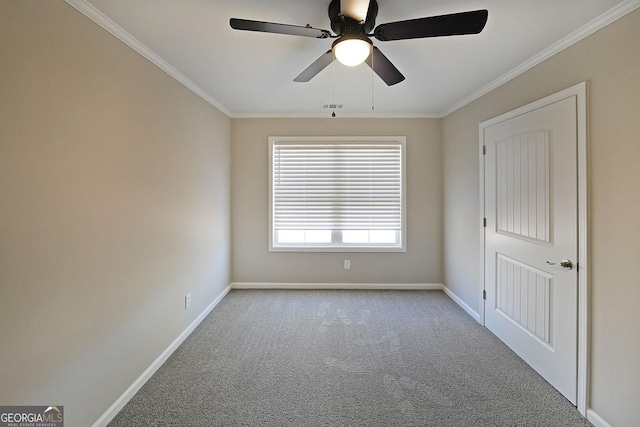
[65,0,233,118]
[442,0,640,116]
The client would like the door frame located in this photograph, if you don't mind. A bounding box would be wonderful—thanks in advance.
[478,82,588,415]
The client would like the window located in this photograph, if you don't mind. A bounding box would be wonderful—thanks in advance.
[269,136,406,252]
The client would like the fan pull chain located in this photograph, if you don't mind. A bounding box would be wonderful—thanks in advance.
[331,53,336,118]
[371,49,375,111]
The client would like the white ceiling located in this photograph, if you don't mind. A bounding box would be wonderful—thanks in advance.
[70,0,635,118]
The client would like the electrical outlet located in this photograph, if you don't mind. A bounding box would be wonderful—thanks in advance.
[344,260,351,270]
[185,293,192,309]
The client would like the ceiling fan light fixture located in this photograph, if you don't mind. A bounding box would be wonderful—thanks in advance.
[333,36,372,67]
[232,3,488,85]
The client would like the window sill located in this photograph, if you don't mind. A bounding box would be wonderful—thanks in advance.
[269,245,406,253]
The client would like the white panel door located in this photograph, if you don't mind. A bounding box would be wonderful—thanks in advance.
[484,96,578,404]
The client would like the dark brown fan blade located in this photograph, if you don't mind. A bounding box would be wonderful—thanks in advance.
[365,46,405,86]
[230,18,331,39]
[374,9,488,41]
[294,50,334,82]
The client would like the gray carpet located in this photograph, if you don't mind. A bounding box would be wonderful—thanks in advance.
[109,290,592,426]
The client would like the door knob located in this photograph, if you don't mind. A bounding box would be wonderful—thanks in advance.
[546,259,573,270]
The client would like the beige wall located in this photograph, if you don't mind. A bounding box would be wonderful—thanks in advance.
[0,2,231,426]
[443,9,640,426]
[231,118,442,284]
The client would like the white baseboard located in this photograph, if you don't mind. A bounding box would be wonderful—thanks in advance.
[587,409,612,427]
[441,285,481,323]
[230,282,443,290]
[92,284,232,427]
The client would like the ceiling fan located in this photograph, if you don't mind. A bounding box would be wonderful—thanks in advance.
[230,0,488,86]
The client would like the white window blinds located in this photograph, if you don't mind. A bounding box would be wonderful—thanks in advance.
[270,137,405,250]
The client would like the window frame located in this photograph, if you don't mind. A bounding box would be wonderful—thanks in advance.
[268,136,407,253]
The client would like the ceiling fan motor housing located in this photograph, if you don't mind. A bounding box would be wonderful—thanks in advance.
[329,0,378,35]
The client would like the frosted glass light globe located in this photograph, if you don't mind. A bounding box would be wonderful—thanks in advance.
[334,38,371,67]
